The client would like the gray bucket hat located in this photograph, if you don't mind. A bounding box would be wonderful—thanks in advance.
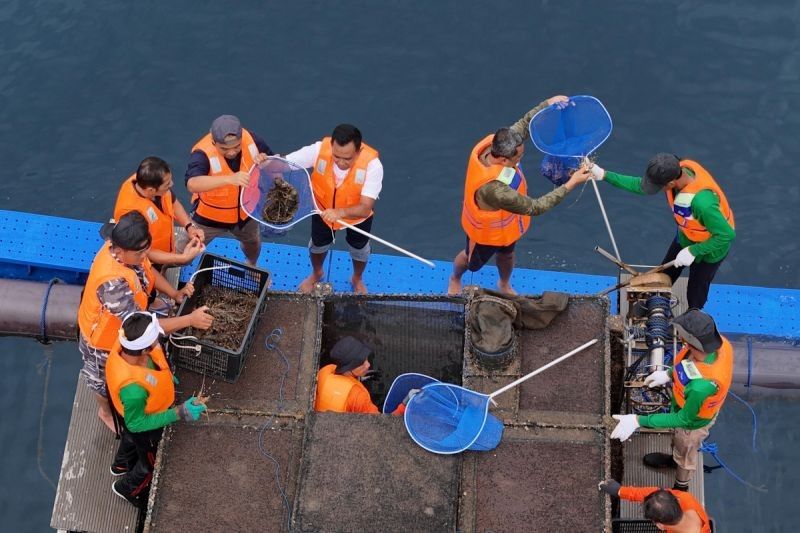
[672,309,723,353]
[330,336,372,374]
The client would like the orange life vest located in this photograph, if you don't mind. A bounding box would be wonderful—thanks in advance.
[666,160,735,243]
[672,337,734,420]
[190,129,258,224]
[113,175,176,254]
[310,137,379,230]
[461,134,531,246]
[314,364,360,412]
[106,342,175,418]
[77,242,155,351]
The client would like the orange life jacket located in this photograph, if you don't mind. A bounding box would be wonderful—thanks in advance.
[672,337,734,419]
[113,175,176,254]
[461,134,531,246]
[77,242,155,351]
[190,129,258,224]
[310,137,379,230]
[618,486,710,533]
[106,342,175,418]
[666,160,735,243]
[314,364,360,412]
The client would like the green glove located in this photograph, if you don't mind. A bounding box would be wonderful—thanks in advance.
[177,396,206,421]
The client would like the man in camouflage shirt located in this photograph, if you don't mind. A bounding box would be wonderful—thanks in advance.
[448,96,592,295]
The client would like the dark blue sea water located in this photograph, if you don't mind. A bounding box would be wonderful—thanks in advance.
[1,1,799,531]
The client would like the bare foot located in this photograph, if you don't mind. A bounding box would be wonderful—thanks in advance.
[447,276,463,296]
[497,281,517,296]
[350,277,368,294]
[98,407,116,432]
[299,272,323,293]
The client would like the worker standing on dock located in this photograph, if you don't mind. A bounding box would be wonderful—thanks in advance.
[314,336,410,414]
[185,115,274,266]
[448,95,592,296]
[78,211,214,432]
[610,309,734,492]
[113,156,206,268]
[598,479,712,532]
[587,154,735,309]
[284,124,383,294]
[106,312,208,508]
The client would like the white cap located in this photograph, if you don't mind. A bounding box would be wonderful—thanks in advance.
[119,312,164,351]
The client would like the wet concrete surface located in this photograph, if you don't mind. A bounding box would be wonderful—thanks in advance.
[147,415,302,533]
[460,427,606,532]
[518,299,607,415]
[295,413,460,533]
[177,295,320,414]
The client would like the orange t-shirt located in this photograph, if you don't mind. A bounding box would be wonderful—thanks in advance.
[619,486,710,533]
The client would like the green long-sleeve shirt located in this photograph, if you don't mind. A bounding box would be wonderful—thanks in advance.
[119,357,179,433]
[603,170,735,263]
[637,353,719,430]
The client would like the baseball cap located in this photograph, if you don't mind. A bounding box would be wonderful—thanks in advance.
[330,336,372,374]
[642,153,682,195]
[211,115,243,144]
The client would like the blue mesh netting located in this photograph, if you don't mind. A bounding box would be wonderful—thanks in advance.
[241,156,319,232]
[529,95,612,157]
[404,383,504,454]
[383,373,439,414]
[540,154,583,186]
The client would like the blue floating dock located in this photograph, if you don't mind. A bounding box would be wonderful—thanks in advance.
[1,209,798,339]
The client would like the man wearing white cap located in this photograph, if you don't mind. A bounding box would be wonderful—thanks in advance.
[610,309,734,491]
[105,312,208,508]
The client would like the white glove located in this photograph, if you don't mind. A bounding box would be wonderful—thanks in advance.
[588,163,605,181]
[674,247,696,268]
[610,414,640,442]
[644,370,671,388]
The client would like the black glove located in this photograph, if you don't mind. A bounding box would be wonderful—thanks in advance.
[359,369,382,383]
[598,479,621,498]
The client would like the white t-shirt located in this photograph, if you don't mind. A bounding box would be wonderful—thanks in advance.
[283,141,383,199]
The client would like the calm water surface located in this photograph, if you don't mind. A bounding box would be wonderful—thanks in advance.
[1,1,798,531]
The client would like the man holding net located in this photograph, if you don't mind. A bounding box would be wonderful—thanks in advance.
[448,96,592,296]
[283,124,382,294]
[185,115,274,266]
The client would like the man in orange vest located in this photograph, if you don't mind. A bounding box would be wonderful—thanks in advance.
[314,336,409,414]
[589,154,735,309]
[448,96,592,296]
[78,211,214,432]
[185,115,273,266]
[598,480,712,532]
[284,124,382,294]
[106,312,208,508]
[113,156,205,268]
[610,309,734,491]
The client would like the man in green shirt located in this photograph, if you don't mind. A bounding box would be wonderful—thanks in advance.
[610,309,734,491]
[106,312,207,508]
[448,95,592,296]
[588,154,735,309]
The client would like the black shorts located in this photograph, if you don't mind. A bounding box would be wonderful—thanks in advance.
[465,237,516,272]
[311,214,373,249]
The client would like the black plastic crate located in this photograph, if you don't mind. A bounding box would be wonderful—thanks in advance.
[171,253,270,382]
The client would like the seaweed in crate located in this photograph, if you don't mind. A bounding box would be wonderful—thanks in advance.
[187,286,259,350]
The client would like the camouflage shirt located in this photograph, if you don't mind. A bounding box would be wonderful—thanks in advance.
[474,99,570,216]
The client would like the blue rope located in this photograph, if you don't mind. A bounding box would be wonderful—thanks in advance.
[38,278,63,345]
[746,336,753,388]
[258,327,292,531]
[700,441,767,492]
[728,389,759,453]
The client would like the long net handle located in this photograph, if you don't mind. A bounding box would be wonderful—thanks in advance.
[332,217,436,268]
[488,338,599,399]
[594,246,638,276]
[590,179,622,262]
[595,260,676,296]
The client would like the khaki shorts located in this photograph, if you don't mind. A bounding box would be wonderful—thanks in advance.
[672,415,717,471]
